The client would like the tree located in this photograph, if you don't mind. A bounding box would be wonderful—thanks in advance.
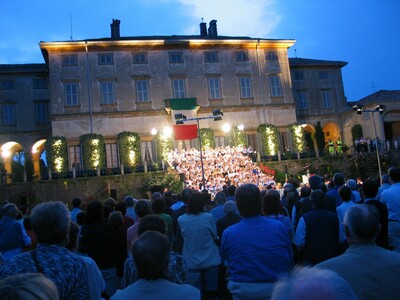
[312,122,326,152]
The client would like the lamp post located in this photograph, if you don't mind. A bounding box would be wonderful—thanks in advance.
[352,104,385,182]
[175,109,223,190]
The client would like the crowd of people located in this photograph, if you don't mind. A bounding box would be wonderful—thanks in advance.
[0,157,400,299]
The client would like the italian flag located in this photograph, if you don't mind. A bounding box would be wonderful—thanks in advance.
[168,98,199,140]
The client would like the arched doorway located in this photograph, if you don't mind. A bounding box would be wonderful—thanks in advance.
[302,124,315,153]
[383,110,400,142]
[1,141,24,183]
[32,139,47,179]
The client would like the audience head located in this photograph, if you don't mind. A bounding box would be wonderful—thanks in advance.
[235,183,262,218]
[271,266,357,300]
[388,167,400,183]
[227,185,236,197]
[346,179,357,191]
[214,191,227,205]
[152,198,166,214]
[151,192,163,201]
[308,175,323,190]
[344,204,380,244]
[181,188,194,204]
[132,231,170,280]
[339,186,352,203]
[0,273,59,300]
[2,203,18,219]
[361,178,380,199]
[310,190,326,209]
[71,198,81,208]
[299,186,311,199]
[332,173,345,187]
[381,174,390,185]
[115,201,127,215]
[187,192,204,215]
[104,197,116,210]
[85,200,104,224]
[137,214,166,236]
[134,200,152,219]
[263,189,283,216]
[31,201,70,246]
[124,195,136,208]
[108,211,123,229]
[223,200,237,214]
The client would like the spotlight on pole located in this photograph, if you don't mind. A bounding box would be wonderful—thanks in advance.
[375,104,385,114]
[212,109,223,121]
[352,104,364,115]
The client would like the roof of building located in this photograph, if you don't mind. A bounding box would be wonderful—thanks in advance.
[348,90,400,106]
[289,57,347,67]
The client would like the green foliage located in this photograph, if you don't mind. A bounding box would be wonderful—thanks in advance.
[80,133,106,170]
[138,171,182,196]
[288,123,305,153]
[45,136,69,172]
[351,124,363,142]
[117,131,141,167]
[258,124,280,156]
[200,128,215,150]
[312,122,326,152]
[155,131,174,162]
[233,125,247,147]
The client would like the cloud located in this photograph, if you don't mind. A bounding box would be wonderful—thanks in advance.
[177,0,280,37]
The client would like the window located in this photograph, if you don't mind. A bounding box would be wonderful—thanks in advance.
[33,79,48,89]
[0,80,15,90]
[101,81,115,104]
[141,141,156,163]
[172,79,186,98]
[62,54,78,66]
[204,51,218,63]
[106,143,119,168]
[269,76,282,97]
[266,51,278,61]
[318,72,329,80]
[322,91,332,108]
[35,102,49,124]
[293,71,304,81]
[136,80,150,102]
[169,52,184,63]
[208,78,221,99]
[296,92,309,110]
[2,104,16,125]
[69,145,82,170]
[98,53,113,65]
[239,77,253,98]
[65,83,79,106]
[133,52,148,64]
[235,51,249,62]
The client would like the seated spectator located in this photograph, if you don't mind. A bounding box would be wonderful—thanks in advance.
[346,179,361,203]
[210,192,227,223]
[271,266,357,300]
[216,201,241,241]
[0,203,31,261]
[121,214,188,288]
[317,204,400,299]
[263,190,293,240]
[0,273,59,300]
[152,198,173,246]
[112,231,199,300]
[115,202,134,232]
[0,201,89,299]
[126,200,152,252]
[336,185,355,245]
[66,221,105,300]
[124,196,138,222]
[220,184,292,299]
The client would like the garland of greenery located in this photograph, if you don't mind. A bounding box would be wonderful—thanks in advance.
[200,128,215,150]
[351,124,363,142]
[80,133,106,170]
[312,122,326,152]
[288,123,305,153]
[117,131,141,167]
[258,124,280,156]
[155,131,174,162]
[44,136,68,172]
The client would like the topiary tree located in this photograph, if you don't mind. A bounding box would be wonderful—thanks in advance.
[45,136,69,172]
[288,123,305,153]
[80,133,106,170]
[117,131,141,167]
[312,122,326,152]
[200,128,215,150]
[155,129,174,163]
[258,124,280,156]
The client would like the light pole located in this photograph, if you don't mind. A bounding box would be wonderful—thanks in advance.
[353,104,385,182]
[175,109,223,190]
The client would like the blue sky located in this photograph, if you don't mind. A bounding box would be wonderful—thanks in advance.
[1,0,399,101]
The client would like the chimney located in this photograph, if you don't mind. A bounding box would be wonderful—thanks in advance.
[200,21,207,37]
[208,20,218,37]
[110,19,121,39]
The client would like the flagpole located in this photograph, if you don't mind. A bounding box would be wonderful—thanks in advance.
[197,118,206,190]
